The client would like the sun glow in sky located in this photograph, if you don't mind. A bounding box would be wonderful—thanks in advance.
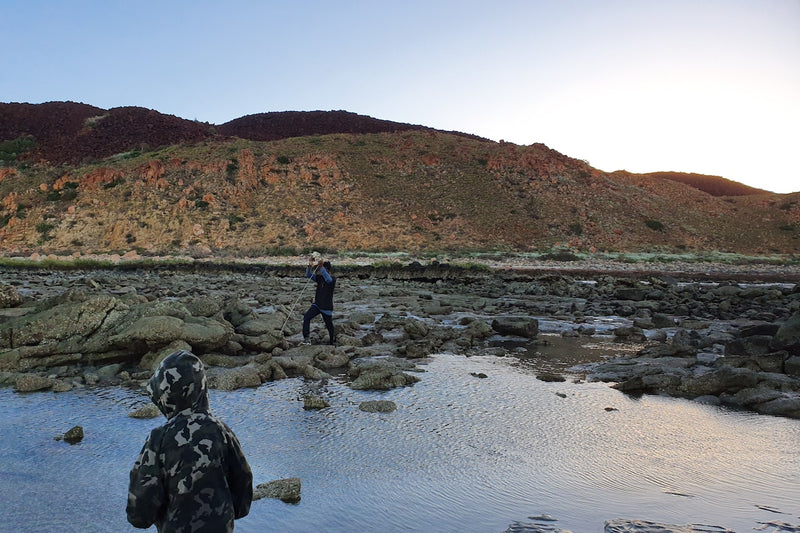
[2,0,799,193]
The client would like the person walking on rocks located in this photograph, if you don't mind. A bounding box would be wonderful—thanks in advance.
[127,350,253,532]
[302,255,336,345]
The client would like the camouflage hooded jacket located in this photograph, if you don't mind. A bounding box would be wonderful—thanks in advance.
[127,350,253,532]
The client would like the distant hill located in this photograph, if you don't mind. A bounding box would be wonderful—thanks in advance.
[627,171,768,197]
[0,102,210,164]
[217,110,431,141]
[1,101,798,256]
[0,103,483,165]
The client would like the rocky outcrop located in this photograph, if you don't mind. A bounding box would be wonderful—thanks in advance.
[348,358,421,390]
[588,312,800,419]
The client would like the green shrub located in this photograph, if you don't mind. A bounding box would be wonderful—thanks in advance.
[0,135,35,161]
[194,199,209,209]
[226,214,245,229]
[568,222,583,236]
[36,222,54,233]
[103,178,124,189]
[645,219,665,232]
[276,155,291,165]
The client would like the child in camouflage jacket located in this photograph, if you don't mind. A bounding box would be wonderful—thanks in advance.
[127,350,253,532]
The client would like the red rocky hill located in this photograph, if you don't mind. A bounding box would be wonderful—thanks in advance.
[1,101,797,256]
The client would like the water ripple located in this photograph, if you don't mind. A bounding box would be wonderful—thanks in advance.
[1,353,799,532]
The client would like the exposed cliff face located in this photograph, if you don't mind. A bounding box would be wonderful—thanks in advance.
[1,130,798,256]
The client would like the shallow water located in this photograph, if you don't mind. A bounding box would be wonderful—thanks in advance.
[1,352,799,533]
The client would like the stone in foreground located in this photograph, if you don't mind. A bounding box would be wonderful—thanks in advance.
[253,477,301,503]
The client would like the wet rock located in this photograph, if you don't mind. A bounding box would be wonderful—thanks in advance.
[207,364,262,391]
[678,366,759,397]
[301,365,331,380]
[253,477,301,503]
[503,520,572,532]
[140,340,193,371]
[97,363,123,380]
[403,319,429,340]
[252,359,287,382]
[614,286,647,301]
[725,335,774,356]
[303,393,329,410]
[62,425,84,444]
[313,347,351,369]
[651,313,675,328]
[772,312,800,354]
[604,518,733,532]
[14,374,53,392]
[359,400,396,413]
[786,356,800,377]
[51,379,74,392]
[613,326,645,342]
[349,359,420,390]
[129,403,161,419]
[537,373,566,383]
[200,353,254,368]
[754,394,800,418]
[491,317,539,338]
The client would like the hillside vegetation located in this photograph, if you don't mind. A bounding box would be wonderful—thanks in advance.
[0,102,798,257]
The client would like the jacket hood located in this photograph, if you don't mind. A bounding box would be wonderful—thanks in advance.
[147,350,209,419]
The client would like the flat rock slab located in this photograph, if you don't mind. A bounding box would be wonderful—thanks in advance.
[605,519,734,533]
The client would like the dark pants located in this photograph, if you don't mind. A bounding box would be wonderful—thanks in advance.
[303,305,334,344]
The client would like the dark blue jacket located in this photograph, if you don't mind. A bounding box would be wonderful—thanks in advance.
[306,266,336,311]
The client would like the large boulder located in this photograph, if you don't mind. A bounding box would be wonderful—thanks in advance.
[786,356,800,377]
[110,316,186,351]
[111,315,232,353]
[772,312,800,355]
[0,294,121,349]
[678,366,759,397]
[491,317,539,338]
[753,393,800,418]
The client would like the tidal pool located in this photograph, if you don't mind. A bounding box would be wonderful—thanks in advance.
[0,352,798,533]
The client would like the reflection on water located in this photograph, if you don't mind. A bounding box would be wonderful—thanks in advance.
[0,353,798,533]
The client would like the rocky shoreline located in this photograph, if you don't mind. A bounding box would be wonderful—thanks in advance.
[1,259,799,420]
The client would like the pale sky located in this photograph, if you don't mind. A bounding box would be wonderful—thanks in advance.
[2,0,799,193]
